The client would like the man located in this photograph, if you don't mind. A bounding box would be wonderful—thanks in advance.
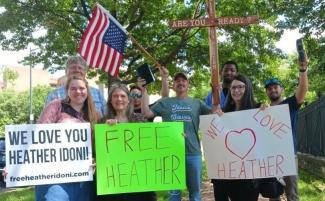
[46,55,106,117]
[265,57,308,201]
[205,60,238,108]
[141,72,215,201]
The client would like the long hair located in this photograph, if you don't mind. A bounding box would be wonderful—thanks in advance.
[64,76,98,124]
[107,83,134,119]
[223,74,256,112]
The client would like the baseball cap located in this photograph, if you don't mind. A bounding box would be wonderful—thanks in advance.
[174,72,188,81]
[264,78,282,88]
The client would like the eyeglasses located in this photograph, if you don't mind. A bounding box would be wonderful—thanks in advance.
[264,78,281,88]
[130,93,142,99]
[230,85,245,91]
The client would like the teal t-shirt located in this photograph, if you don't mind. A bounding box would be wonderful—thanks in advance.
[151,97,211,155]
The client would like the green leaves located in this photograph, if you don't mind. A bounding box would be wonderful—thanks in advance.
[0,0,323,101]
[0,85,51,137]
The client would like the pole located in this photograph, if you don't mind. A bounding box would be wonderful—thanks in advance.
[29,48,34,124]
[207,0,220,106]
[128,34,162,68]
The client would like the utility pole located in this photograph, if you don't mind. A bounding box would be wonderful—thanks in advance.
[29,48,35,124]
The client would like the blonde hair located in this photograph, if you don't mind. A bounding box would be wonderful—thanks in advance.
[65,76,98,124]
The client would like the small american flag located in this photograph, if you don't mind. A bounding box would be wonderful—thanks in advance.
[79,4,127,77]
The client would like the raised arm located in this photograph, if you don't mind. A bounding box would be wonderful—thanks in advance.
[138,79,155,119]
[295,55,308,104]
[160,66,170,98]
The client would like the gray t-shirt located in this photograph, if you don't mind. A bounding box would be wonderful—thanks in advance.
[151,97,211,155]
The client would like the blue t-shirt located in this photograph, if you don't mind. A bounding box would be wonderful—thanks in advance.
[151,97,211,155]
[280,95,301,153]
[205,90,227,109]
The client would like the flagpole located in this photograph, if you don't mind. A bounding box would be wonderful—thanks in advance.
[128,34,162,68]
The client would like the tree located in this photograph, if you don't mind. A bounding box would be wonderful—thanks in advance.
[3,1,322,102]
[2,67,19,88]
[275,0,325,98]
[0,0,287,98]
[0,85,51,137]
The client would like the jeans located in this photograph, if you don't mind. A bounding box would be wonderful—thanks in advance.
[35,181,93,201]
[168,154,202,201]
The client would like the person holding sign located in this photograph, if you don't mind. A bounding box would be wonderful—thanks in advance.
[140,72,216,201]
[264,51,308,201]
[46,55,106,118]
[213,74,261,201]
[36,76,98,201]
[96,83,156,201]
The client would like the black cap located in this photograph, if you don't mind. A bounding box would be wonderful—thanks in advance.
[174,72,188,81]
[264,78,282,88]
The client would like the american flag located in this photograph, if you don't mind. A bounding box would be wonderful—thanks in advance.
[79,4,127,77]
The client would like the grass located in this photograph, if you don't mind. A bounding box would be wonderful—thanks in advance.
[0,169,324,201]
[0,187,34,201]
[298,169,325,201]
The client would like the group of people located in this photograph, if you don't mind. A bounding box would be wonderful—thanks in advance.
[28,53,308,201]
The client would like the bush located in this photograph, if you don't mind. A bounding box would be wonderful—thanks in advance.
[0,85,52,137]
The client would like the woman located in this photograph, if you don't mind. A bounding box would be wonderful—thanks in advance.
[213,74,260,201]
[36,76,98,201]
[96,83,156,201]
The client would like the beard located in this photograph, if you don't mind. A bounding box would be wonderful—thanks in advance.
[223,77,233,84]
[269,94,281,102]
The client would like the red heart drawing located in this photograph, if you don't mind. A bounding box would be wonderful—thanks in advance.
[225,128,256,160]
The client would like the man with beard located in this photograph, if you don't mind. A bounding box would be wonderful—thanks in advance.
[205,61,238,108]
[140,72,216,201]
[265,57,308,201]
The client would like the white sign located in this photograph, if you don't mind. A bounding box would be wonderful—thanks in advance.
[5,123,93,187]
[200,105,296,180]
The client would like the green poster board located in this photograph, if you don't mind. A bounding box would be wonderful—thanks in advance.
[95,122,186,195]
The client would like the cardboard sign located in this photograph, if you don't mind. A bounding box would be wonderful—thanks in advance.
[95,122,185,195]
[5,123,93,187]
[200,105,296,179]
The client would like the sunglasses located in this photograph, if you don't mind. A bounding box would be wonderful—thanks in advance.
[130,93,142,99]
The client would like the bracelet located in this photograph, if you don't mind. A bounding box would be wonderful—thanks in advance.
[299,69,307,72]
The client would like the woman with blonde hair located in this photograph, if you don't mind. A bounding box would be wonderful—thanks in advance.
[36,76,98,201]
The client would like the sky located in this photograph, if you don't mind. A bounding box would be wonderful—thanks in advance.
[0,29,302,78]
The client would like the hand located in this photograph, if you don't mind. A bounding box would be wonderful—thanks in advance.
[90,158,96,175]
[2,166,7,183]
[214,108,224,116]
[137,77,147,91]
[106,119,118,125]
[160,66,169,78]
[211,82,222,93]
[259,103,269,111]
[298,53,308,71]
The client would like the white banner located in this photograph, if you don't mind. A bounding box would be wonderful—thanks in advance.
[200,104,296,180]
[5,123,93,187]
